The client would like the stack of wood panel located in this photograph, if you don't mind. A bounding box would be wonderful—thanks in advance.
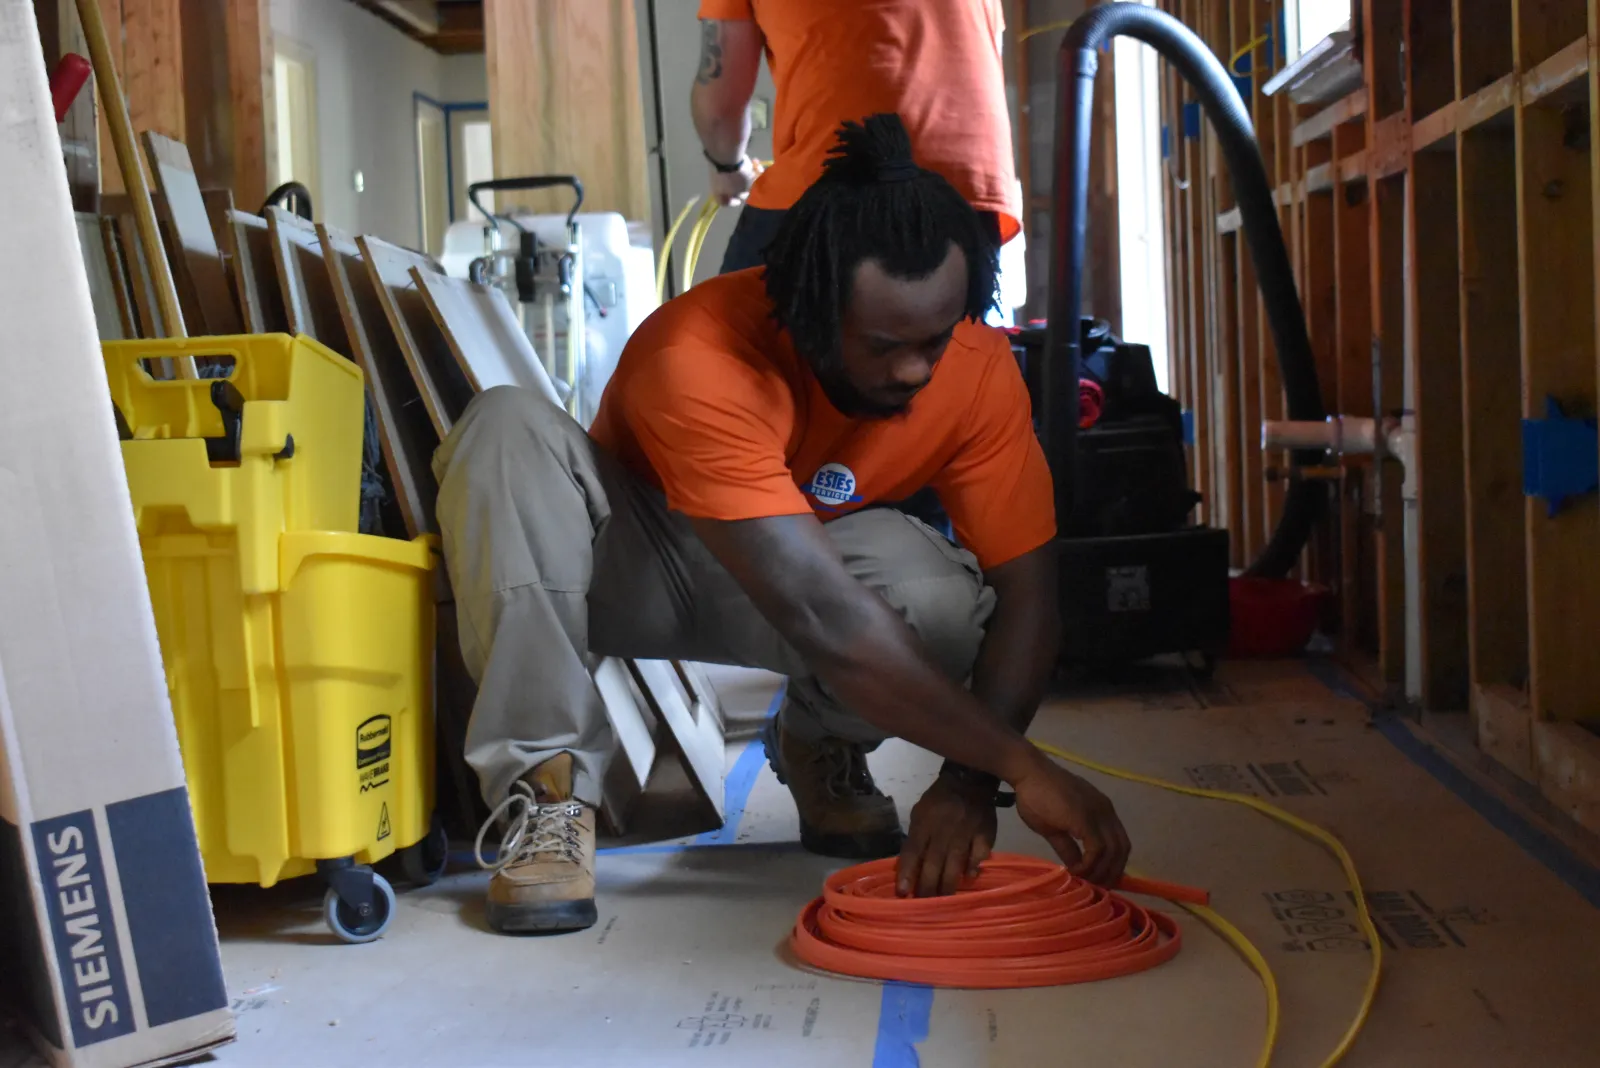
[78,131,727,841]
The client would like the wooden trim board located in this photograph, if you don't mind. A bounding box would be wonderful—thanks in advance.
[318,223,439,539]
[629,658,726,823]
[76,213,126,340]
[225,210,289,334]
[355,234,471,437]
[98,217,139,338]
[264,205,350,353]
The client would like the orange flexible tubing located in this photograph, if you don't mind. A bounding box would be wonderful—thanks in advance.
[791,853,1205,989]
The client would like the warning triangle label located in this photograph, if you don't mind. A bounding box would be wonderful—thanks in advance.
[376,802,392,841]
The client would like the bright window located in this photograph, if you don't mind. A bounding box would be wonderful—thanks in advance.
[1286,0,1351,62]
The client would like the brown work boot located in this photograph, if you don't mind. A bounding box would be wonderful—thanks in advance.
[476,753,598,934]
[763,717,904,859]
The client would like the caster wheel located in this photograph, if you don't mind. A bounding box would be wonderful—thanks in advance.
[324,871,395,943]
[400,814,449,887]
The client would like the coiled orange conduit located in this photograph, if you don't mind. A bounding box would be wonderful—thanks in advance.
[793,855,1204,989]
[789,738,1382,1068]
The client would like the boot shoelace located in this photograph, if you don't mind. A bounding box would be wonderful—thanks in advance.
[813,740,881,800]
[474,781,584,871]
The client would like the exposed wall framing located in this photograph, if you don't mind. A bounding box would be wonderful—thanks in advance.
[1160,0,1600,834]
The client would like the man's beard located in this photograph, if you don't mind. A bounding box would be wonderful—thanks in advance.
[812,363,915,420]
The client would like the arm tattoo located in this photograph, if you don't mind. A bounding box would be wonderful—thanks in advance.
[696,21,724,84]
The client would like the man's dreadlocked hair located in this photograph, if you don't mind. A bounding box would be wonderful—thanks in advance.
[762,113,1000,368]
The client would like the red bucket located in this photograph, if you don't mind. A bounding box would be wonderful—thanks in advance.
[1227,577,1328,658]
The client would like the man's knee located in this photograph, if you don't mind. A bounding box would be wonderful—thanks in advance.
[827,510,996,678]
[461,384,568,442]
[437,385,577,480]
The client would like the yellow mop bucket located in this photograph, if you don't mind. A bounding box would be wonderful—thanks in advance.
[104,333,441,942]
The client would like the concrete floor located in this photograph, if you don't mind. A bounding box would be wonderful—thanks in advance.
[7,659,1600,1067]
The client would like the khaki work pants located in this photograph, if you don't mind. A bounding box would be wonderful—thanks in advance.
[433,386,997,807]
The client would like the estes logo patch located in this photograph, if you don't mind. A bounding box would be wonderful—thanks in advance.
[803,463,863,510]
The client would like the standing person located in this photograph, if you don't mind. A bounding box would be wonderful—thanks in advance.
[690,0,1021,274]
[434,116,1128,936]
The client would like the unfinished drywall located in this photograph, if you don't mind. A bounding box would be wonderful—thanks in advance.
[267,0,482,249]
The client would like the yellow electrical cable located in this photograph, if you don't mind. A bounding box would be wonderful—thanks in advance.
[1231,33,1269,73]
[658,159,775,302]
[1018,18,1075,43]
[682,197,720,294]
[1032,739,1381,1068]
[656,194,706,304]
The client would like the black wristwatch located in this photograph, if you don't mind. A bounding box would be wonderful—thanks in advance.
[704,148,747,173]
[939,760,1016,807]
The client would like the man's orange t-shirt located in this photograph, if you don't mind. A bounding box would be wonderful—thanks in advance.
[588,270,1055,571]
[697,0,1021,243]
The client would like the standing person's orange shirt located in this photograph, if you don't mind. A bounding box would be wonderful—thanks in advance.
[589,270,1055,570]
[696,0,1022,244]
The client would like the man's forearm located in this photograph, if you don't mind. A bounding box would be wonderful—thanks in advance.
[800,596,1044,787]
[968,554,1062,735]
[690,21,753,164]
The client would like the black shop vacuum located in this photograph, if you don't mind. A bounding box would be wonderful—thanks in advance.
[1027,4,1326,672]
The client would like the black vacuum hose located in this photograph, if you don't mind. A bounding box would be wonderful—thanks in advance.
[1041,2,1326,578]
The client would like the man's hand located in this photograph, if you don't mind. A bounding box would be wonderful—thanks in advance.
[896,775,997,897]
[1010,755,1130,886]
[709,156,762,207]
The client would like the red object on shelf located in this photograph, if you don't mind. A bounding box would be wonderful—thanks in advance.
[1078,378,1104,428]
[1227,576,1328,658]
[50,54,92,123]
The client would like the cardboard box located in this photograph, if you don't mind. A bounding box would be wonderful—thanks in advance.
[0,8,235,1066]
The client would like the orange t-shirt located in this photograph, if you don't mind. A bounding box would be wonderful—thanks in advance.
[696,0,1021,243]
[588,270,1055,570]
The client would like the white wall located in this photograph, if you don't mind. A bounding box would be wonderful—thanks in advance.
[440,53,488,103]
[269,0,485,248]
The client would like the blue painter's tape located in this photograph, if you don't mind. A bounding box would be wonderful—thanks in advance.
[1305,660,1600,910]
[1181,409,1196,446]
[872,983,934,1068]
[693,682,786,846]
[1160,124,1171,160]
[1232,72,1253,102]
[1181,100,1202,139]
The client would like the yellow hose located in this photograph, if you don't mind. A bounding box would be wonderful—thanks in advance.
[656,195,705,305]
[1018,18,1075,43]
[1231,33,1270,74]
[1032,739,1380,1068]
[657,161,775,304]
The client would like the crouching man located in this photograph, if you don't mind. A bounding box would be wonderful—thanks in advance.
[434,114,1130,934]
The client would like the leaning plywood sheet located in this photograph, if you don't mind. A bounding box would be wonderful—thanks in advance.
[75,212,125,339]
[410,268,562,407]
[141,132,242,334]
[319,222,438,539]
[265,206,351,354]
[355,235,475,436]
[225,210,289,333]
